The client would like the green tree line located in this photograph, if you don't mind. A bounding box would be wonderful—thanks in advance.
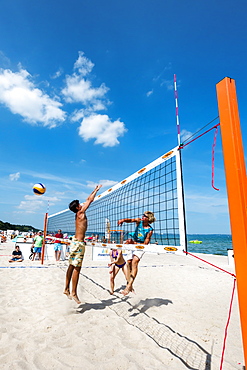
[0,220,39,232]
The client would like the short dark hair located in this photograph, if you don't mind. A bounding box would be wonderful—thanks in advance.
[69,199,80,213]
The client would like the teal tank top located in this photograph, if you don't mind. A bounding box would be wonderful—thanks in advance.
[130,221,153,243]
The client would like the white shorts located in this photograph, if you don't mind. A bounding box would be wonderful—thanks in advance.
[126,250,144,261]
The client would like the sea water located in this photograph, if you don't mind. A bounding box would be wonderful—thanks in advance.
[186,234,232,256]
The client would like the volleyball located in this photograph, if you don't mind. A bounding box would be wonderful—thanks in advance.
[33,183,46,195]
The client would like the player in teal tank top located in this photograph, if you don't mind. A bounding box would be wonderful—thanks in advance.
[131,221,153,243]
[117,211,156,295]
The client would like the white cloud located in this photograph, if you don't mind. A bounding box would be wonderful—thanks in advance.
[25,194,59,201]
[160,79,174,90]
[17,196,45,213]
[0,52,127,147]
[73,51,94,76]
[78,114,127,147]
[17,194,60,213]
[146,90,153,97]
[0,51,11,68]
[180,129,193,143]
[86,179,118,189]
[9,172,20,181]
[62,74,109,106]
[51,68,63,79]
[62,51,110,117]
[71,109,85,122]
[71,103,107,122]
[22,169,85,187]
[0,68,66,127]
[185,191,228,215]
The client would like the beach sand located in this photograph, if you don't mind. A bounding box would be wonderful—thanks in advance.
[0,241,244,370]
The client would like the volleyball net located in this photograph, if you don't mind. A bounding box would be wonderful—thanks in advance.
[47,146,187,254]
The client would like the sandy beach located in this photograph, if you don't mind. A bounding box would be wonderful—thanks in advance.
[0,241,244,370]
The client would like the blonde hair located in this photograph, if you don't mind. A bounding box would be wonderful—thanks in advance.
[144,211,156,224]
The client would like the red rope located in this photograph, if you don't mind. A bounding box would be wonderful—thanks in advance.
[183,251,236,278]
[212,126,220,191]
[220,278,236,370]
[184,250,237,369]
[179,123,220,149]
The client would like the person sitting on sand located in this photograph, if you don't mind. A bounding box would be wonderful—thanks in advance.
[64,184,102,304]
[9,245,23,262]
[117,211,155,296]
[108,247,129,295]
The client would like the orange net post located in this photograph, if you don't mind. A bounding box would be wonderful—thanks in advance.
[41,212,48,265]
[216,77,247,367]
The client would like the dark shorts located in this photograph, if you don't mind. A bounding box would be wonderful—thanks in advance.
[115,262,126,268]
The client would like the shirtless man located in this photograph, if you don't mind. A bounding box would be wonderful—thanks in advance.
[63,184,102,304]
[117,211,155,296]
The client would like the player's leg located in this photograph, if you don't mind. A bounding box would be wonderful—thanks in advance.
[63,264,74,299]
[109,265,120,294]
[122,255,140,295]
[71,266,82,304]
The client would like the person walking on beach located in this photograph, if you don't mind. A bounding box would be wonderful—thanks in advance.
[9,245,23,262]
[108,247,129,295]
[32,231,44,261]
[63,184,102,304]
[54,229,63,261]
[117,211,155,296]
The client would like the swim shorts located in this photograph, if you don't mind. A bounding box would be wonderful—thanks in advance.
[126,250,144,261]
[33,247,42,253]
[54,243,62,251]
[69,238,86,267]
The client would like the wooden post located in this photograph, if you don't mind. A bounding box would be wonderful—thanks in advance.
[41,212,48,265]
[216,77,247,366]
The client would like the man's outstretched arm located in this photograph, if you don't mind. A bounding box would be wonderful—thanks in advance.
[81,185,102,212]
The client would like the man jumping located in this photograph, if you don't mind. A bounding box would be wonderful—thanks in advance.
[63,184,102,304]
[117,211,155,296]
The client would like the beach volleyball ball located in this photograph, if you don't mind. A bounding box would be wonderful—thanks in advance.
[33,183,46,195]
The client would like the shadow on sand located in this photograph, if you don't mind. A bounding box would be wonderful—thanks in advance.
[61,268,211,370]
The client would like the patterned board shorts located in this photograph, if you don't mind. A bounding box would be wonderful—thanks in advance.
[69,238,86,267]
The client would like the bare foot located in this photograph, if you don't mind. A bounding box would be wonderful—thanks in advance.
[109,290,114,295]
[63,290,72,300]
[121,288,130,296]
[71,294,81,304]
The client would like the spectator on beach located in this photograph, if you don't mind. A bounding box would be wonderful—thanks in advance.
[9,245,23,262]
[108,247,129,295]
[32,231,44,261]
[117,211,155,296]
[54,229,63,261]
[29,246,34,260]
[64,184,102,304]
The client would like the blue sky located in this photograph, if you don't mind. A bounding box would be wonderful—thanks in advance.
[1,0,247,233]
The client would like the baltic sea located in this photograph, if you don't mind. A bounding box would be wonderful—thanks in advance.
[186,234,232,256]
